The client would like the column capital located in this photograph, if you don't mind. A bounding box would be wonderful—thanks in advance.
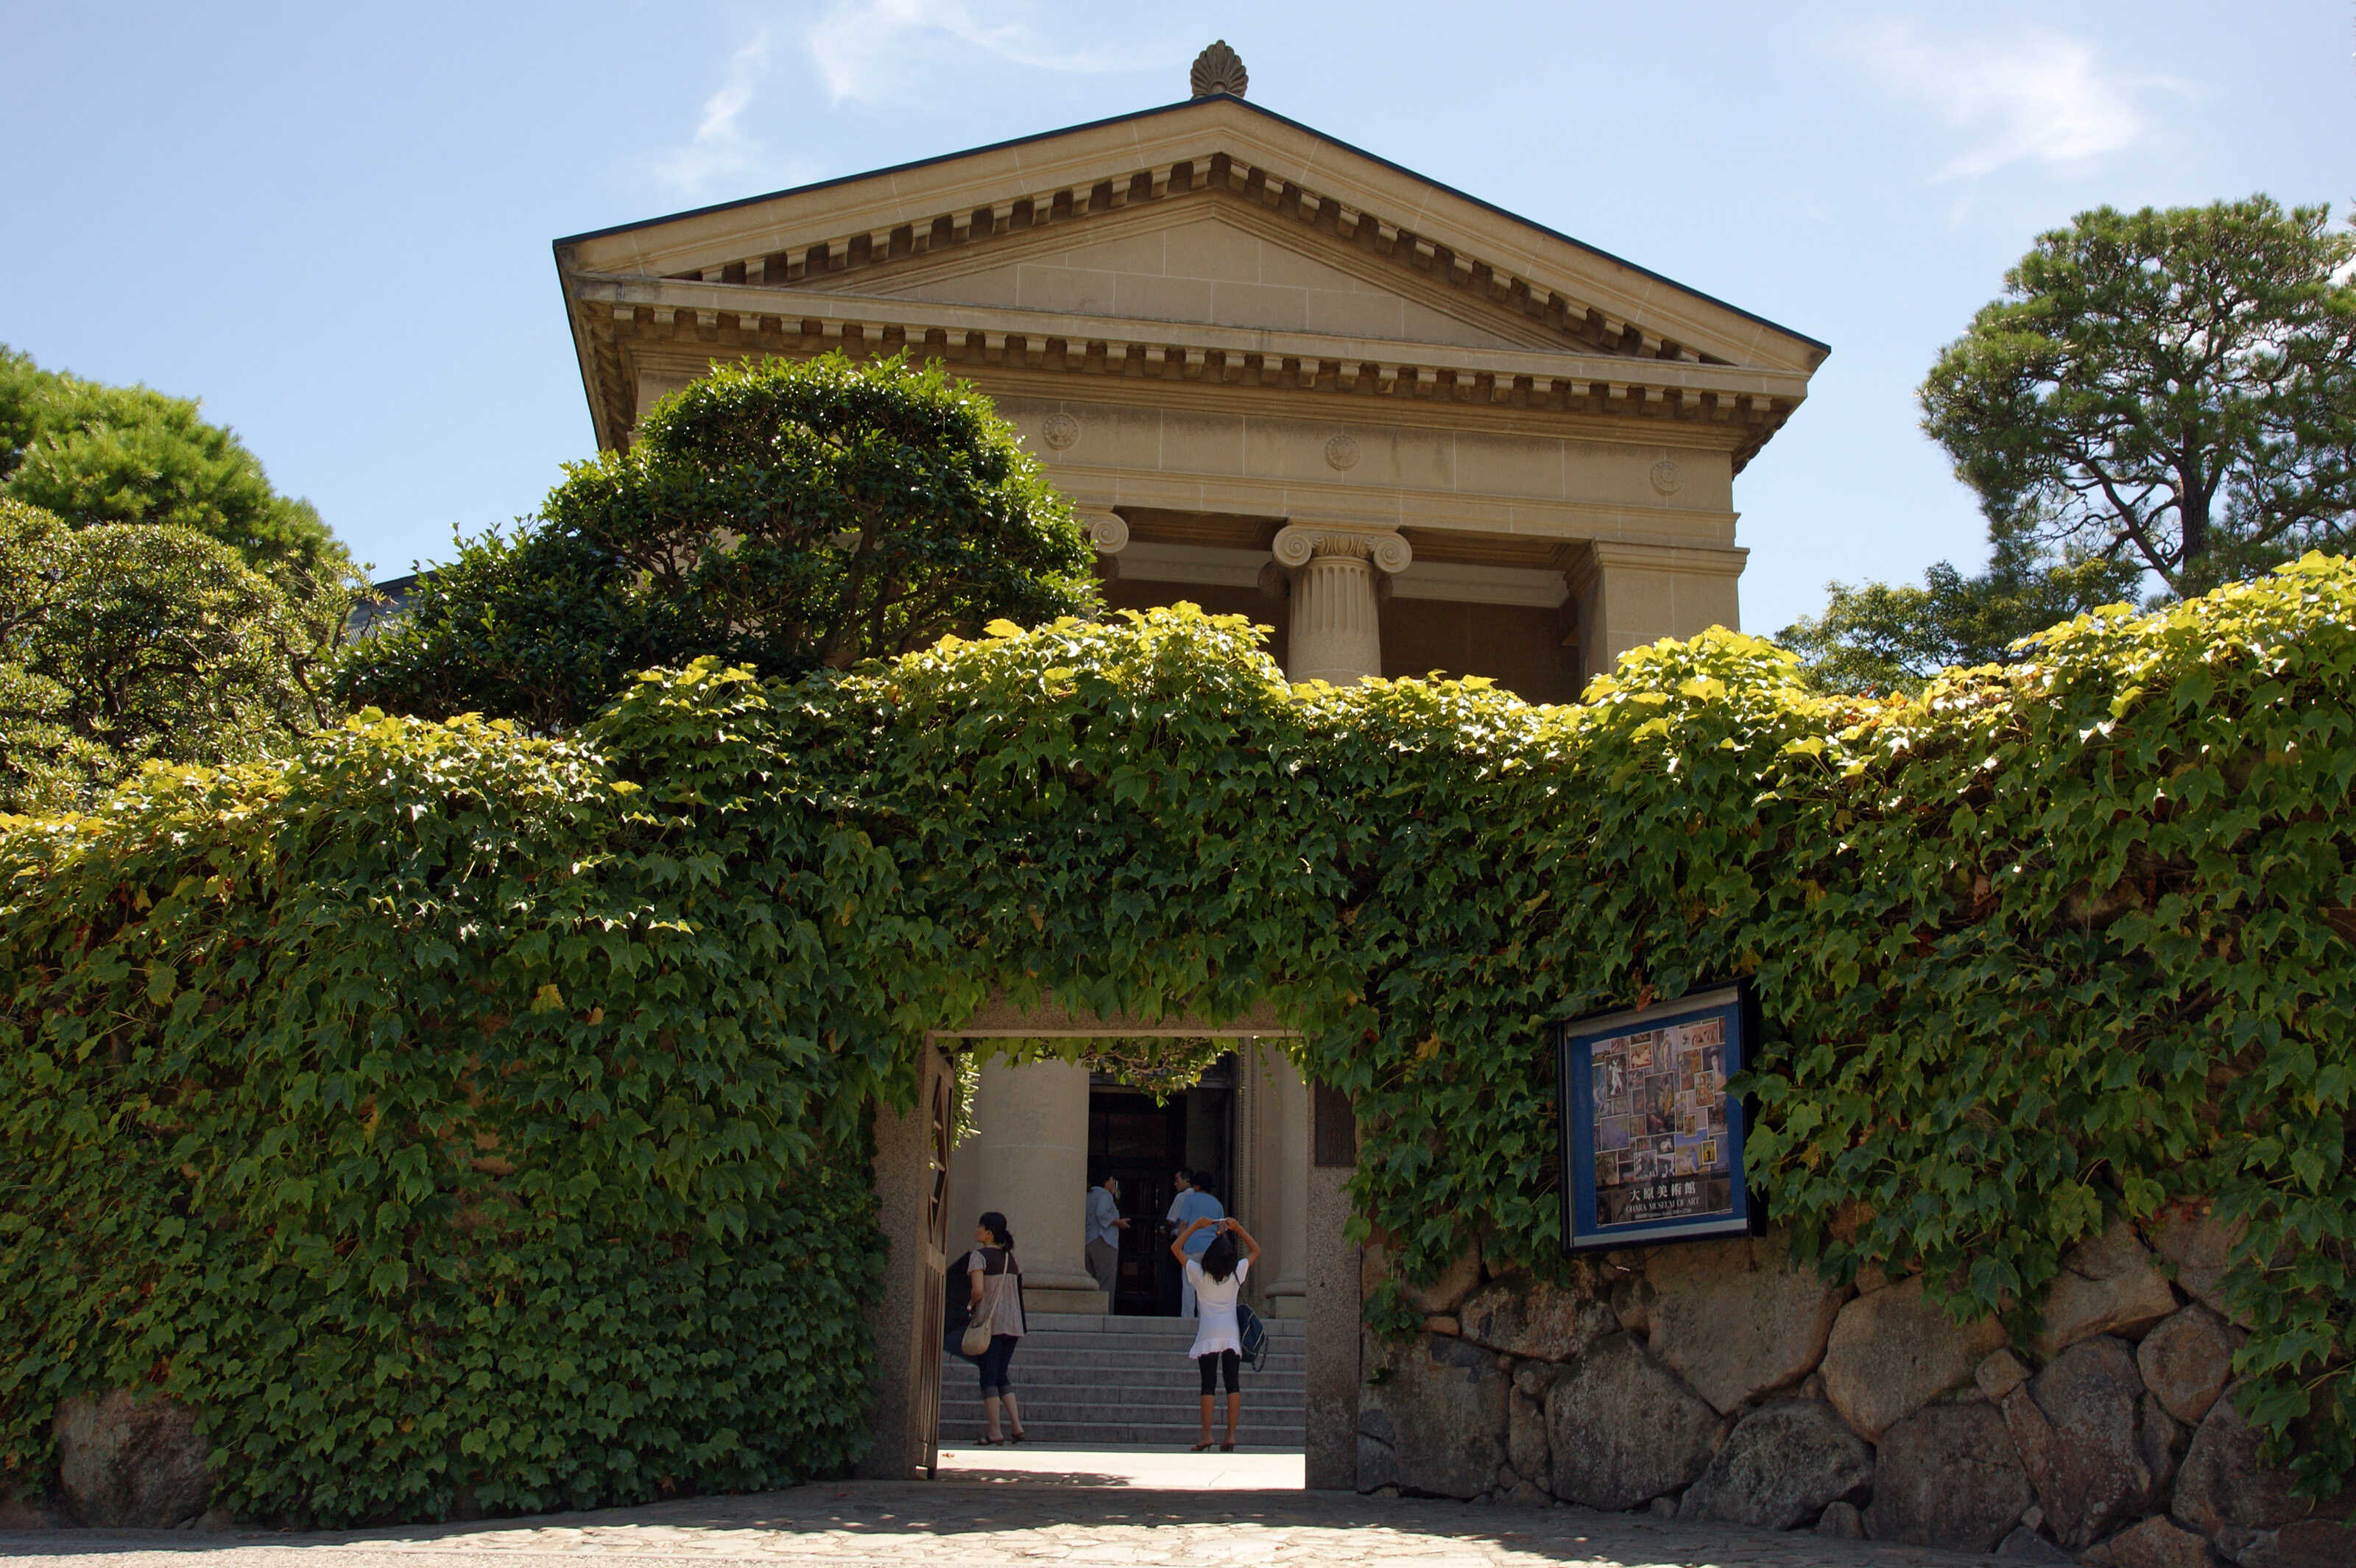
[1272,523,1411,575]
[1078,508,1130,554]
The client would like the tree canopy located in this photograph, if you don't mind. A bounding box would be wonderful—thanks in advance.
[1921,196,2356,596]
[0,345,343,581]
[0,500,336,814]
[1778,534,2143,695]
[338,353,1099,732]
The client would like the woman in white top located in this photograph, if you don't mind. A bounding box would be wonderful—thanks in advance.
[1169,1215,1260,1451]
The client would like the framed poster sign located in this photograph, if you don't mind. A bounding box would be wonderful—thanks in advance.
[1556,981,1757,1253]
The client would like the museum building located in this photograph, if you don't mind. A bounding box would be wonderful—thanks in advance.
[551,45,1825,1471]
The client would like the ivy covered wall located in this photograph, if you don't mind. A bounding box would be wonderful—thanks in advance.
[4,555,2351,1523]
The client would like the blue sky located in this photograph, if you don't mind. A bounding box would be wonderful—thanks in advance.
[4,1,2349,633]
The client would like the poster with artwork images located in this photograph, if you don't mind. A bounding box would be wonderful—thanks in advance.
[1556,982,1755,1251]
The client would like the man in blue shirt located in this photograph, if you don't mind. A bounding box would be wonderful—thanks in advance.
[1165,1168,1224,1318]
[1084,1174,1128,1301]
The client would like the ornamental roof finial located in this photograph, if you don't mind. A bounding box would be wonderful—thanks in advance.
[1189,40,1247,99]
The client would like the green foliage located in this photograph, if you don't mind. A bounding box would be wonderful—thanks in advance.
[0,345,344,581]
[1738,554,2356,1495]
[338,353,1098,732]
[0,500,342,813]
[1778,534,2145,694]
[8,559,2354,1516]
[0,702,884,1522]
[1922,197,2356,596]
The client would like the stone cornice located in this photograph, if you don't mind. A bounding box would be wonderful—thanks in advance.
[1041,469,1740,552]
[571,272,1806,465]
[557,101,1825,376]
[1110,542,1570,608]
[576,275,1811,406]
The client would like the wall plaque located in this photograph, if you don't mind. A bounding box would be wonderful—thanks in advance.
[1556,981,1757,1252]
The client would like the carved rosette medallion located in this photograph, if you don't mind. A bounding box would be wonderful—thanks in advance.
[1649,458,1684,496]
[1040,413,1081,451]
[1324,434,1361,473]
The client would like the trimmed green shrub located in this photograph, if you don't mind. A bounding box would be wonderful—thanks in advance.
[5,557,2352,1515]
[336,353,1099,732]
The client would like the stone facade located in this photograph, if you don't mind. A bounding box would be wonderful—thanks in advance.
[1356,1221,2349,1564]
[555,89,1827,706]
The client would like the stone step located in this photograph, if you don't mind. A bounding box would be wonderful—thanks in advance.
[945,1365,1307,1391]
[942,1394,1310,1412]
[1012,1322,1301,1340]
[937,1312,1306,1453]
[1017,1313,1305,1337]
[975,1344,1305,1370]
[1013,1327,1310,1337]
[939,1421,1307,1446]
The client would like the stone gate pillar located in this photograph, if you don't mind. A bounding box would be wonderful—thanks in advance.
[861,1041,954,1480]
[1305,1083,1361,1490]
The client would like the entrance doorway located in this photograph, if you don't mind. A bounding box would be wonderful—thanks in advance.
[892,1007,1335,1477]
[1086,1056,1235,1315]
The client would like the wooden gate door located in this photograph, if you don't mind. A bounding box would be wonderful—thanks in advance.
[860,1040,958,1480]
[910,1064,952,1477]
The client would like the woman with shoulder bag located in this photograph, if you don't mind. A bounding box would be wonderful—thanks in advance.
[962,1211,1027,1444]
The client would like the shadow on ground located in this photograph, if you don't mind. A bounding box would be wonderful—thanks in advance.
[0,1480,1985,1567]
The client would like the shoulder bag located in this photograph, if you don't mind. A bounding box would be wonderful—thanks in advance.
[959,1248,999,1357]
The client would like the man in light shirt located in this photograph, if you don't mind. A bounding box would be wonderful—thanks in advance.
[1165,1168,1224,1318]
[1084,1174,1128,1301]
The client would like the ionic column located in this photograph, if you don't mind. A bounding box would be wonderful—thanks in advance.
[967,1055,1104,1312]
[1269,523,1412,685]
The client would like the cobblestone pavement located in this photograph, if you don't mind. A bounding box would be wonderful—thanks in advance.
[0,1452,1986,1568]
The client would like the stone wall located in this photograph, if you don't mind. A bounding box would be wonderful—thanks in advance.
[1356,1208,2350,1565]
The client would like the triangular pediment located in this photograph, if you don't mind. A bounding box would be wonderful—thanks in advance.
[834,202,1547,353]
[557,95,1826,376]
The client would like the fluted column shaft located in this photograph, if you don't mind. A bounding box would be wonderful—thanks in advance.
[967,1055,1104,1308]
[1272,524,1411,685]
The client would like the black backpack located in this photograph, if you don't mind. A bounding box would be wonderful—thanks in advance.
[1237,1299,1269,1371]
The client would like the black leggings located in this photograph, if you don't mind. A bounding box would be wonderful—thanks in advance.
[976,1334,1018,1395]
[1197,1349,1240,1394]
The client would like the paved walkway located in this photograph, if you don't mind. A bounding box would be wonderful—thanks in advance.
[0,1449,1986,1568]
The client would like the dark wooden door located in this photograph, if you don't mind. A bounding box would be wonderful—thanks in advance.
[1089,1090,1187,1314]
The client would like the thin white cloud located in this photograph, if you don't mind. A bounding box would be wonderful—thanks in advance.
[1838,19,2184,180]
[808,0,1140,104]
[646,32,777,197]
